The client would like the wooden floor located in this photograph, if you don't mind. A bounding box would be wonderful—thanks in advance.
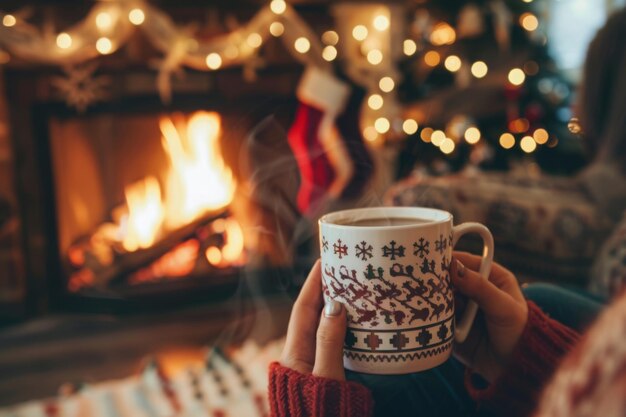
[0,292,293,406]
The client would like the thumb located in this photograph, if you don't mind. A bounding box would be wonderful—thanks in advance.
[312,300,347,381]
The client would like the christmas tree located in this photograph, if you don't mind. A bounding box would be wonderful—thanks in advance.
[395,0,584,178]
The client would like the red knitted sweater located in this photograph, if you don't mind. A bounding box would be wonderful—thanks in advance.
[268,301,580,417]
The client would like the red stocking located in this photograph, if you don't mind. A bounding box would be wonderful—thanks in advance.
[288,67,351,214]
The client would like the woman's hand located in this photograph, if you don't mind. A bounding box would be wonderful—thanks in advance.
[451,251,529,382]
[279,260,347,381]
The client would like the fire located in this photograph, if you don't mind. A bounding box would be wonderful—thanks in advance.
[119,111,238,253]
[161,112,235,229]
[122,176,164,251]
[205,217,246,268]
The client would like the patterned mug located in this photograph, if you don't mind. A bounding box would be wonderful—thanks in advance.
[319,206,494,374]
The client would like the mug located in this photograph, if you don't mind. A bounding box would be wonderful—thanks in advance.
[319,206,494,374]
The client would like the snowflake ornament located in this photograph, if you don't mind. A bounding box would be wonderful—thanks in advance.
[52,63,109,112]
[355,241,373,260]
[413,238,430,258]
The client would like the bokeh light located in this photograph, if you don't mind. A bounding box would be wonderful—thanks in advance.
[96,37,113,54]
[499,133,515,149]
[352,25,368,41]
[322,45,337,61]
[440,138,455,154]
[403,39,417,56]
[520,136,537,153]
[270,0,287,15]
[373,15,390,31]
[403,119,418,135]
[322,30,339,45]
[368,94,383,110]
[269,22,284,37]
[520,13,539,31]
[444,55,462,72]
[56,33,72,49]
[424,51,441,67]
[379,77,395,92]
[294,37,310,53]
[128,9,145,25]
[205,53,222,69]
[471,61,488,78]
[508,68,526,86]
[464,127,481,144]
[374,117,390,134]
[533,128,549,144]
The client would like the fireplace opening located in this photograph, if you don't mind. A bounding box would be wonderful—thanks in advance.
[51,110,244,292]
[34,95,300,311]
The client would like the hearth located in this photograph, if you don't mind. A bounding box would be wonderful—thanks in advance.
[3,58,307,314]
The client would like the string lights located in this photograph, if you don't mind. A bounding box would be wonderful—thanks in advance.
[373,14,390,31]
[470,61,488,78]
[368,94,384,110]
[269,21,284,37]
[379,76,395,92]
[352,25,368,41]
[431,130,446,146]
[2,14,16,27]
[322,45,337,61]
[128,8,145,25]
[440,138,455,154]
[294,37,310,53]
[0,0,554,152]
[374,117,391,134]
[424,51,441,67]
[96,37,113,54]
[444,55,461,72]
[403,39,417,56]
[520,135,537,153]
[322,30,339,45]
[402,119,418,135]
[246,33,263,48]
[270,0,287,15]
[366,49,383,65]
[508,68,526,85]
[520,13,539,31]
[206,53,222,70]
[499,133,516,149]
[56,33,73,49]
[464,127,481,144]
[96,12,113,31]
[533,128,549,144]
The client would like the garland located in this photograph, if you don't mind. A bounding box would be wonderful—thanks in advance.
[0,0,328,103]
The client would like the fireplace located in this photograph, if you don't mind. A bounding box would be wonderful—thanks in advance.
[50,106,247,292]
[3,61,308,315]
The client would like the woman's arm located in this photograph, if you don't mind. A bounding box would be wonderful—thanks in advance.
[464,301,580,417]
[451,252,580,416]
[268,260,374,417]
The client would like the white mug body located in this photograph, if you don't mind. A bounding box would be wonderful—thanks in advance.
[319,207,455,374]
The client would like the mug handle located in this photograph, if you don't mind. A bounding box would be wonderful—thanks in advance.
[451,222,494,343]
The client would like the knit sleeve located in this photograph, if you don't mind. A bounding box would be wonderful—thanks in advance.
[268,362,374,417]
[465,301,581,417]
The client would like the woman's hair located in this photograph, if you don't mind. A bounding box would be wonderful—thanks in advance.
[579,8,626,164]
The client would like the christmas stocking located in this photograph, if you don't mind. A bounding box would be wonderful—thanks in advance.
[288,67,352,214]
[335,86,374,199]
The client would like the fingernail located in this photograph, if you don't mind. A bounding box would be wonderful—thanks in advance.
[456,260,466,278]
[324,300,342,317]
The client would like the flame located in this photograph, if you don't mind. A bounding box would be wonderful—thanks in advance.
[222,217,244,263]
[122,176,164,251]
[117,111,238,253]
[161,112,235,229]
[205,217,245,268]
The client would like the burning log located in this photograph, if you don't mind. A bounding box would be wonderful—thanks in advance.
[66,111,246,293]
[68,210,230,289]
